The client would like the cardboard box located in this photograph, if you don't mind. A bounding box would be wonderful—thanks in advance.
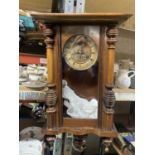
[76,0,85,13]
[63,0,74,13]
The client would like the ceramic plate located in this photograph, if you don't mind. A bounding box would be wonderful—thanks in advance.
[19,78,28,83]
[22,81,47,89]
[19,126,44,140]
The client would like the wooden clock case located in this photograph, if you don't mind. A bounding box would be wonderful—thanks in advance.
[31,13,131,150]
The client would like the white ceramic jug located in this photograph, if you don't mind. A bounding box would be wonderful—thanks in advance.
[115,69,135,89]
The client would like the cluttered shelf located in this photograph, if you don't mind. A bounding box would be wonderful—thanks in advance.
[19,53,47,65]
[112,122,135,155]
[19,63,135,102]
[19,85,135,102]
[113,88,135,102]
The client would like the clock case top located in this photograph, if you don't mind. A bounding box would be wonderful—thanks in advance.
[31,13,132,137]
[31,13,131,25]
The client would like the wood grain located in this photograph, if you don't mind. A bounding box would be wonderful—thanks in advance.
[46,48,54,83]
[38,13,132,138]
[31,13,132,25]
[44,126,117,137]
[63,118,97,128]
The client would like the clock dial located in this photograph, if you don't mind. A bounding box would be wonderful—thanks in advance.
[63,34,98,70]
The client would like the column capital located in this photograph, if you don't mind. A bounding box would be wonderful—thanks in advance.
[106,26,118,49]
[44,28,55,48]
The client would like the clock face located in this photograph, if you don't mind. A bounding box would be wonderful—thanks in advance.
[63,34,98,70]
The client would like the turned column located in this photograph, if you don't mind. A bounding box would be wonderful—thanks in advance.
[105,25,118,87]
[102,25,118,130]
[44,28,57,132]
[101,25,118,153]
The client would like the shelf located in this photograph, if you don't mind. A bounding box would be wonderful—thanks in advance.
[19,86,135,102]
[113,88,135,101]
[19,85,47,101]
[112,143,124,155]
[19,53,47,64]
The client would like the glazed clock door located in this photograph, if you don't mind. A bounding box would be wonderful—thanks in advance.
[61,25,100,120]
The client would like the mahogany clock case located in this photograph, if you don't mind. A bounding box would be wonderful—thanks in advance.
[27,12,132,144]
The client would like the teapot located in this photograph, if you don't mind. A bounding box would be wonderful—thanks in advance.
[115,69,135,89]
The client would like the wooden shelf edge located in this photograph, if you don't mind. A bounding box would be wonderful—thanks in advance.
[113,88,135,101]
[112,143,124,155]
[19,53,47,64]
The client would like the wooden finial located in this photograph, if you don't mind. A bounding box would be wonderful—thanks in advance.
[106,26,118,49]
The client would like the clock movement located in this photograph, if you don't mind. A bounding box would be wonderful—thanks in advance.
[31,13,131,153]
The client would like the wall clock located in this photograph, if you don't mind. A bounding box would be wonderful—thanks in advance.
[31,13,132,153]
